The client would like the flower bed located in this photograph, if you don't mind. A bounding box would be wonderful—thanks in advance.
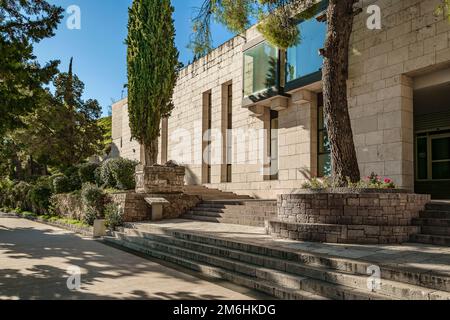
[267,190,431,244]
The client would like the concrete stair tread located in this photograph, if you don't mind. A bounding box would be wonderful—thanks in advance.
[107,232,391,300]
[103,235,327,300]
[124,222,450,293]
[121,228,450,300]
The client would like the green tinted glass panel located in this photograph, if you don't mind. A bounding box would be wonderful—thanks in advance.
[318,131,330,153]
[243,42,278,97]
[432,161,450,179]
[318,154,332,177]
[417,137,428,180]
[432,137,450,161]
[318,105,325,130]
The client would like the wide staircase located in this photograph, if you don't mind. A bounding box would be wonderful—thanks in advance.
[182,199,277,227]
[411,201,450,246]
[103,223,450,300]
[183,185,253,201]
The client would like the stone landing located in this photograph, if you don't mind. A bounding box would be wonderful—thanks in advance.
[104,219,450,300]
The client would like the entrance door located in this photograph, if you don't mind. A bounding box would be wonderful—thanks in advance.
[415,131,450,199]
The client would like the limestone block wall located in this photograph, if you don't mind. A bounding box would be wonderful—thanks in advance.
[111,99,141,162]
[112,0,450,199]
[348,0,450,190]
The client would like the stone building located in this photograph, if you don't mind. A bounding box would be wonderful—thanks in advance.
[113,0,450,199]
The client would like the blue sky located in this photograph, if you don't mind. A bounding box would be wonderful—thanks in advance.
[34,1,234,116]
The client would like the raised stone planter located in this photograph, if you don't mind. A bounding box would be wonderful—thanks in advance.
[267,190,431,244]
[135,164,185,194]
[110,191,200,222]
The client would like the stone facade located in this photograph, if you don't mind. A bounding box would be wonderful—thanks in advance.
[267,191,431,244]
[110,191,200,222]
[112,0,450,199]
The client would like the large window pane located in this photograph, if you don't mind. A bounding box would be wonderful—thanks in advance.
[286,15,326,82]
[432,162,450,179]
[318,154,332,177]
[432,137,450,161]
[243,42,278,97]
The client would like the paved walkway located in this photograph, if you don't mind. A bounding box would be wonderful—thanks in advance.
[0,217,263,300]
[133,219,450,277]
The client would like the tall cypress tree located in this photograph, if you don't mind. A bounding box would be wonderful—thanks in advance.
[127,0,179,165]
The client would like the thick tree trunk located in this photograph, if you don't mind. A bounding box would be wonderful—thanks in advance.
[322,0,360,184]
[140,138,159,166]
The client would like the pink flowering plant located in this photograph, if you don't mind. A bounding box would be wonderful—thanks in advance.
[301,173,396,190]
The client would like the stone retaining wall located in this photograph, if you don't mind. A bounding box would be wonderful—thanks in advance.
[51,193,84,220]
[110,192,200,222]
[267,192,431,244]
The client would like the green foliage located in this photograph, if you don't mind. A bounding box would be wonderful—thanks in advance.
[110,158,138,190]
[13,60,104,170]
[104,203,124,230]
[435,0,450,22]
[301,173,397,190]
[28,177,53,214]
[0,1,63,136]
[98,116,112,154]
[52,175,72,194]
[78,163,100,184]
[127,0,179,163]
[99,158,138,190]
[83,206,98,226]
[81,183,107,221]
[257,14,299,50]
[10,181,33,211]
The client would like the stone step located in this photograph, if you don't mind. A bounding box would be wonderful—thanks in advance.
[189,209,275,218]
[103,236,327,300]
[107,232,391,300]
[120,228,450,300]
[413,218,450,227]
[411,234,450,246]
[421,226,450,236]
[123,223,450,292]
[420,210,450,219]
[425,202,450,212]
[182,214,265,227]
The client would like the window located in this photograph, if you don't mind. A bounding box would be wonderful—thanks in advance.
[202,91,212,184]
[226,84,233,182]
[243,41,279,97]
[317,93,331,177]
[265,110,279,181]
[416,132,450,181]
[286,11,326,83]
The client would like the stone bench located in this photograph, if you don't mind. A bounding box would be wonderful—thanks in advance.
[144,197,170,221]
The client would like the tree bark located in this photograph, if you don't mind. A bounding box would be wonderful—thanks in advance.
[322,0,360,184]
[140,138,159,166]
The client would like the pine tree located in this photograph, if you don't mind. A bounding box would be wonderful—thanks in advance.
[0,0,63,136]
[126,0,179,165]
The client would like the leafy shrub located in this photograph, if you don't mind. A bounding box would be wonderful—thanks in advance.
[0,179,14,208]
[99,158,138,190]
[104,203,123,230]
[29,177,53,214]
[52,175,73,194]
[81,182,106,227]
[78,163,100,184]
[301,173,397,190]
[99,159,116,188]
[94,166,103,186]
[83,206,98,226]
[10,181,32,211]
[62,167,82,191]
[110,158,138,190]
